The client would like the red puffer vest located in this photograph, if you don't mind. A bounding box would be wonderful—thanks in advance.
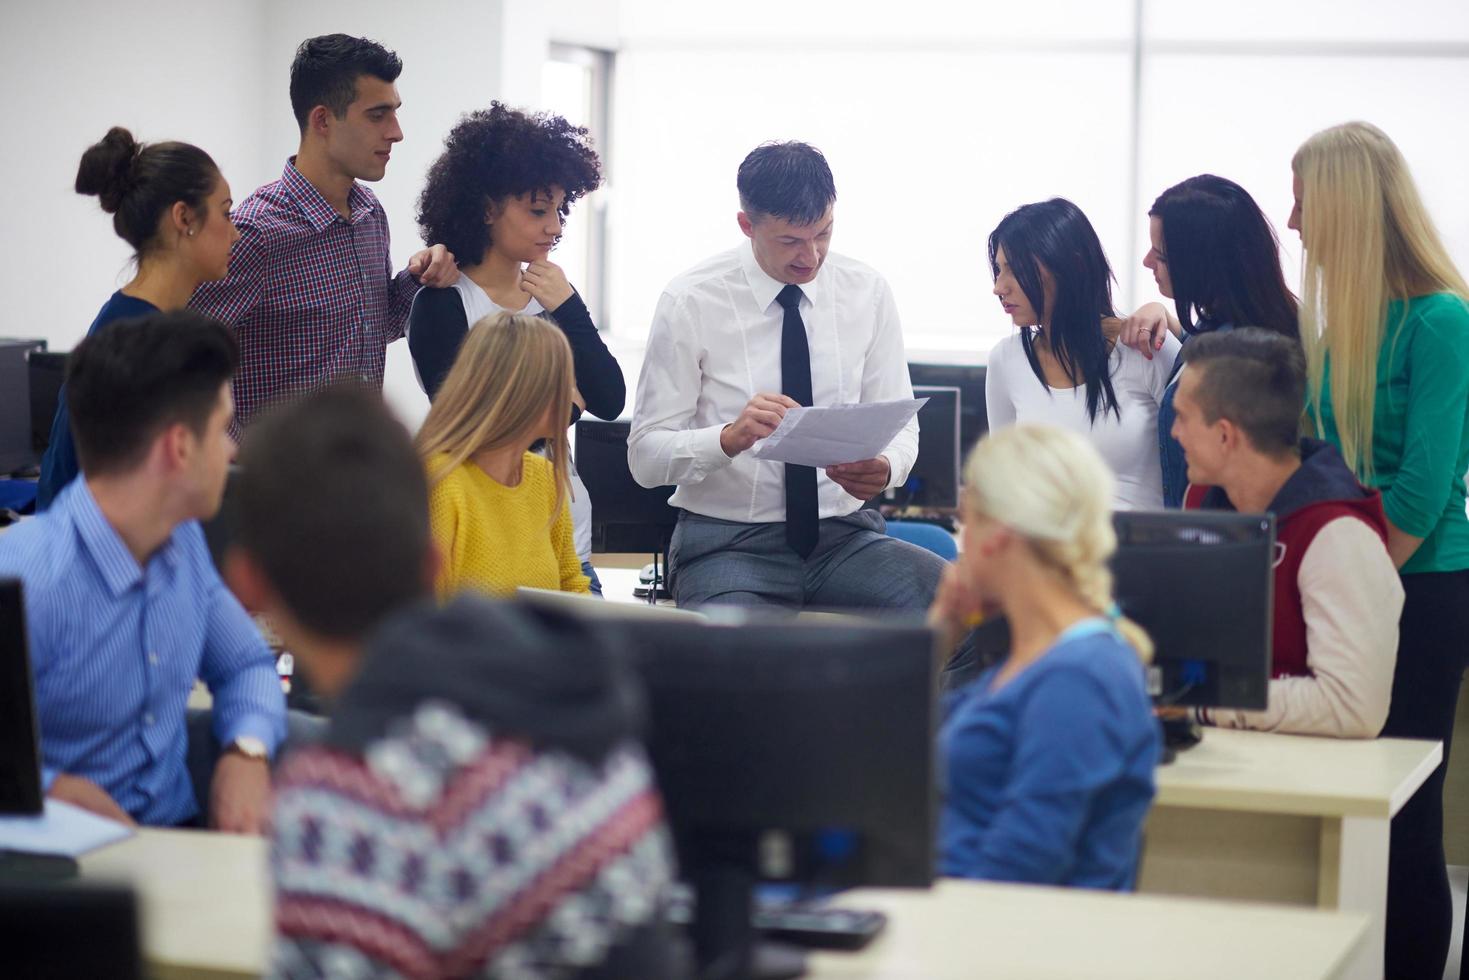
[1183,441,1388,679]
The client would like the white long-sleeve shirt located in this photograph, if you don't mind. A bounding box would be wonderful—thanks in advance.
[627,242,917,524]
[1204,516,1402,738]
[985,331,1179,510]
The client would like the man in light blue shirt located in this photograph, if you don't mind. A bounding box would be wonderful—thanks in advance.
[0,311,285,830]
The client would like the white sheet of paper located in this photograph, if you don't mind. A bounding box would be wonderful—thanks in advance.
[751,398,927,468]
[0,798,134,857]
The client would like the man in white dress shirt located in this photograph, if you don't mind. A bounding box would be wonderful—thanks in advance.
[628,141,946,610]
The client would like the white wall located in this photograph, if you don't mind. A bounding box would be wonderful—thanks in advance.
[0,0,569,432]
[609,0,1138,360]
[0,0,270,350]
[7,1,1467,423]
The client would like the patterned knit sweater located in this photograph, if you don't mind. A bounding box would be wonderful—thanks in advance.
[267,597,680,979]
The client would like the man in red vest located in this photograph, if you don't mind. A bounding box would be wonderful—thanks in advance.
[1171,328,1401,737]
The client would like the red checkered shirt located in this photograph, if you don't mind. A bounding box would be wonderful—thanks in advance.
[190,158,419,429]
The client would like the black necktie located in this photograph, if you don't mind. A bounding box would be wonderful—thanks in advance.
[777,284,819,558]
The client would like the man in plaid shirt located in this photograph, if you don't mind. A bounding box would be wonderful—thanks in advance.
[191,34,458,430]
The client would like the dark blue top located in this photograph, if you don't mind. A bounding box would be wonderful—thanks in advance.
[36,291,159,511]
[1158,323,1232,507]
[938,619,1161,889]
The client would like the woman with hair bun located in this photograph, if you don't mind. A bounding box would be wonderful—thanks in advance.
[929,424,1161,889]
[38,127,238,509]
[1290,120,1469,980]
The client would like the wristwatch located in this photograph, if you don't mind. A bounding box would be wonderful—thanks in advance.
[227,736,269,762]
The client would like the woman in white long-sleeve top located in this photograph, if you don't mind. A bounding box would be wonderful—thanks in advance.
[984,198,1179,510]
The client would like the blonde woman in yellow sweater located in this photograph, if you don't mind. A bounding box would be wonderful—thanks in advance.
[416,311,590,598]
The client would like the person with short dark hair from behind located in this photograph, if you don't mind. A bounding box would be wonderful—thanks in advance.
[1172,328,1400,737]
[628,141,947,611]
[0,312,286,830]
[1118,175,1301,507]
[417,312,590,597]
[927,424,1160,888]
[36,127,240,510]
[1289,121,1469,980]
[224,386,680,979]
[411,101,623,595]
[984,199,1179,510]
[189,33,458,431]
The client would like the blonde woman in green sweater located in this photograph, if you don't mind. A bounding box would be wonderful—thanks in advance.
[1290,120,1469,980]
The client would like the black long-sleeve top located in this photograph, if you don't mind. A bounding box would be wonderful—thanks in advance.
[408,285,626,422]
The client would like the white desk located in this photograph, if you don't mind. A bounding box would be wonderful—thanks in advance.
[80,829,1367,980]
[1140,729,1440,980]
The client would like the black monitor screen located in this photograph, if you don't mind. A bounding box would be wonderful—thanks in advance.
[1111,511,1275,710]
[521,606,937,974]
[0,340,44,476]
[29,350,67,455]
[908,363,987,461]
[0,578,42,814]
[904,386,961,509]
[575,420,678,553]
[606,616,937,888]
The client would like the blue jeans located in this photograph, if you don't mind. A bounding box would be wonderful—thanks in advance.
[669,509,945,611]
[581,559,604,598]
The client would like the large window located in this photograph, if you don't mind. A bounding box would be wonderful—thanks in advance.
[608,0,1469,357]
[542,43,614,329]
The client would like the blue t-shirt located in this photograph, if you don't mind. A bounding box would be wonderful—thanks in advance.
[938,619,1161,889]
[36,291,159,510]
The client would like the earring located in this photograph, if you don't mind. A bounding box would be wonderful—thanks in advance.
[186,229,195,237]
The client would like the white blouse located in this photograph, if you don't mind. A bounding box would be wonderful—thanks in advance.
[984,330,1181,510]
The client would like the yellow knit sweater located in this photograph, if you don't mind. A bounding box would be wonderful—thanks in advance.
[427,452,590,599]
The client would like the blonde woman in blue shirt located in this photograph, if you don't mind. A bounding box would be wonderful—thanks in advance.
[929,424,1161,888]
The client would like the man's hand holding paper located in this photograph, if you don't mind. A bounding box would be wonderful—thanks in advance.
[750,398,927,469]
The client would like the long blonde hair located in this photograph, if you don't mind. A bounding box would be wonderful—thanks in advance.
[1293,121,1469,478]
[962,424,1152,663]
[416,312,575,516]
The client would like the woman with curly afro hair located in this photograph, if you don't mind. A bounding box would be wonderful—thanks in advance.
[409,102,622,593]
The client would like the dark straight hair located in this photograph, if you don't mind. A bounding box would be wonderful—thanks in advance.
[66,310,238,476]
[289,34,402,132]
[989,198,1121,424]
[1150,175,1299,338]
[737,141,836,225]
[236,386,430,640]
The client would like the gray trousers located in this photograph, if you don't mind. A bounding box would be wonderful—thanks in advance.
[669,509,946,611]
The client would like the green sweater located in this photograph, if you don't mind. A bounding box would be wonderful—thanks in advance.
[1313,292,1469,575]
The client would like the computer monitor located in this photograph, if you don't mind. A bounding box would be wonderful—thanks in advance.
[899,386,961,509]
[907,362,987,461]
[0,882,142,978]
[28,349,67,456]
[1111,510,1275,710]
[0,578,43,815]
[524,605,937,976]
[575,420,679,554]
[0,338,46,476]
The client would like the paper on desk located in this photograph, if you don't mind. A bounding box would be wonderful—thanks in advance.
[751,398,927,468]
[0,798,134,857]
